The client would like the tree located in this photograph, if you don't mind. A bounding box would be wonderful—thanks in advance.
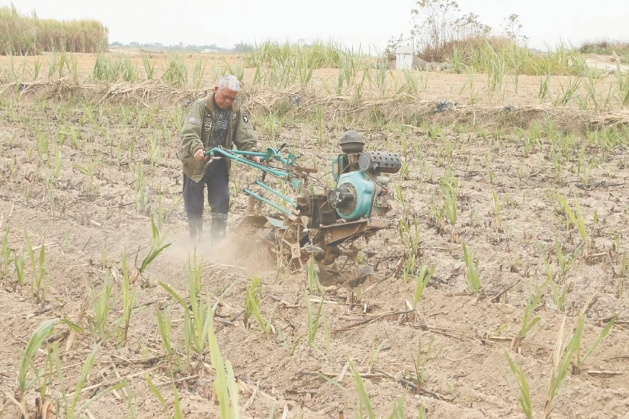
[384,33,410,61]
[410,0,491,53]
[501,14,528,45]
[233,42,253,53]
[411,0,461,52]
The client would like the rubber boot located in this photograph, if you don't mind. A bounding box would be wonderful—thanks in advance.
[211,213,228,247]
[188,217,203,242]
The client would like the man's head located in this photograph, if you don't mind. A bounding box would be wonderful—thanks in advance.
[214,75,240,109]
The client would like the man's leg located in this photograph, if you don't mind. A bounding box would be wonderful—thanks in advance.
[205,160,230,245]
[182,173,205,241]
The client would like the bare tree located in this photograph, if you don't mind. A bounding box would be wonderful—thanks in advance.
[410,0,492,54]
[500,14,528,46]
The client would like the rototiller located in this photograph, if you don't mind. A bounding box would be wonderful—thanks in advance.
[203,131,401,279]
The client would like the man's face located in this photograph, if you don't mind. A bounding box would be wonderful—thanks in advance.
[214,86,238,109]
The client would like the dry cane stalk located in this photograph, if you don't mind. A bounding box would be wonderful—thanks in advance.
[3,392,26,418]
[544,315,566,419]
[65,296,89,352]
[35,398,53,419]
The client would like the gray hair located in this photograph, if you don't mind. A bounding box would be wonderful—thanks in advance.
[217,75,240,92]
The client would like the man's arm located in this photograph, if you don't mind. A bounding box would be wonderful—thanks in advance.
[232,109,260,153]
[179,102,205,162]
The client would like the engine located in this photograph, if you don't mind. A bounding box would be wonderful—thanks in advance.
[329,132,401,221]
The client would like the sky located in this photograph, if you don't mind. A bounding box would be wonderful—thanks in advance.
[8,0,629,52]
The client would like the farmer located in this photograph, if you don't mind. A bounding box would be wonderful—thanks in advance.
[178,74,260,244]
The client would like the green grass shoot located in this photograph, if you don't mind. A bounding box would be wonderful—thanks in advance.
[462,243,481,296]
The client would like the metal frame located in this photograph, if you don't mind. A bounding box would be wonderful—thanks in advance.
[204,146,308,214]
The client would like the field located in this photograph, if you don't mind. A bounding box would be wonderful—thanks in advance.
[1,48,629,419]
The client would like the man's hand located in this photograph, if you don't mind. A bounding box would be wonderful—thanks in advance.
[252,156,261,164]
[194,149,205,161]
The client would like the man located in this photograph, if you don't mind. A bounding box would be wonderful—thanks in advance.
[178,75,260,244]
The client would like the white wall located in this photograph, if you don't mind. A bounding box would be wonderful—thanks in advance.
[396,53,413,70]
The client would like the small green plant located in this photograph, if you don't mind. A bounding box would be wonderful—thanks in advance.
[147,137,162,166]
[551,149,563,184]
[413,265,434,308]
[554,238,582,280]
[492,190,502,231]
[145,377,183,419]
[306,255,322,293]
[46,51,58,79]
[132,218,172,283]
[402,254,416,291]
[549,278,569,312]
[122,378,137,419]
[14,252,26,286]
[460,65,478,103]
[208,309,241,419]
[192,58,207,90]
[462,243,481,296]
[244,276,273,334]
[398,215,421,259]
[93,55,138,82]
[35,132,49,161]
[367,339,388,373]
[485,45,506,92]
[618,252,628,298]
[428,198,445,231]
[510,296,541,351]
[89,275,113,342]
[439,168,459,241]
[18,319,81,415]
[73,161,98,177]
[315,106,324,146]
[134,164,148,213]
[162,54,187,87]
[504,352,533,419]
[159,252,211,364]
[1,227,11,278]
[571,314,617,374]
[400,69,419,96]
[141,53,155,79]
[118,253,137,347]
[544,316,578,418]
[409,337,433,394]
[156,307,173,358]
[33,344,54,416]
[305,291,325,352]
[348,360,375,419]
[53,343,116,419]
[24,232,47,304]
[556,193,589,250]
[51,147,62,181]
[554,77,582,106]
[544,248,574,311]
[224,60,245,82]
[539,75,551,100]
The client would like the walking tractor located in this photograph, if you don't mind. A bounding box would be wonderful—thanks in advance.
[203,131,402,282]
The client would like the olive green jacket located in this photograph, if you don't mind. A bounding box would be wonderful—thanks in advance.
[178,92,259,182]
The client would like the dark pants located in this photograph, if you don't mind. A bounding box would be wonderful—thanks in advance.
[183,160,230,239]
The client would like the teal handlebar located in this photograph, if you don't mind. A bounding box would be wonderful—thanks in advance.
[202,146,305,214]
[204,146,299,168]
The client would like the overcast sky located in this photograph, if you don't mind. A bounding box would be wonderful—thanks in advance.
[9,0,629,52]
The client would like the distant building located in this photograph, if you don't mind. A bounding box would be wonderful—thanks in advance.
[395,47,414,70]
[202,48,220,53]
